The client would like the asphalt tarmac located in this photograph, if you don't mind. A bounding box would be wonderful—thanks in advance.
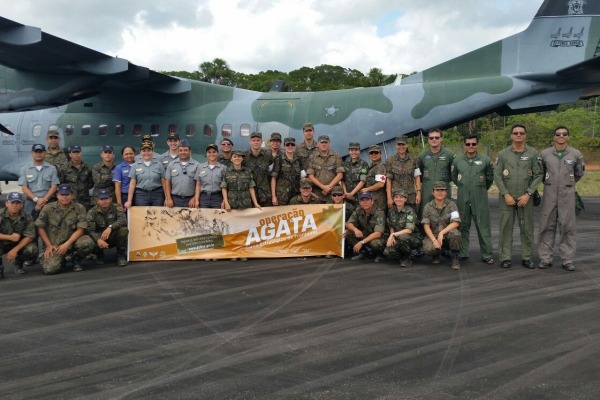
[1,197,599,399]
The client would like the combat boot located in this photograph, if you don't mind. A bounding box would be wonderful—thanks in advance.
[15,261,27,275]
[95,250,105,265]
[72,255,84,272]
[450,252,461,270]
[0,265,4,280]
[117,251,128,267]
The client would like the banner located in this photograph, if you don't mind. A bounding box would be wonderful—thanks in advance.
[128,204,345,261]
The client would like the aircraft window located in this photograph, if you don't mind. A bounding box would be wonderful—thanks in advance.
[1,125,10,137]
[203,124,214,137]
[168,124,177,134]
[133,124,142,137]
[115,124,125,136]
[65,125,74,136]
[221,124,232,137]
[185,124,196,137]
[99,125,108,136]
[82,124,91,136]
[32,124,42,137]
[240,123,251,137]
[151,124,160,136]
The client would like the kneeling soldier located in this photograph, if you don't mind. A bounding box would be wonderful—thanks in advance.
[345,191,387,262]
[383,189,420,267]
[35,183,94,274]
[0,192,39,279]
[87,189,129,267]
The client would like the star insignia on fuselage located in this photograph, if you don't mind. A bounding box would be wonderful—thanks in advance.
[324,104,340,117]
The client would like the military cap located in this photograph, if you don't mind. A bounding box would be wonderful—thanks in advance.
[358,192,373,200]
[69,145,82,153]
[46,130,60,138]
[102,145,114,152]
[232,149,245,156]
[300,180,312,189]
[284,137,295,145]
[32,144,46,152]
[57,183,73,195]
[221,138,234,146]
[179,139,191,148]
[368,144,381,153]
[331,186,344,195]
[318,135,330,142]
[250,131,263,139]
[270,132,282,141]
[433,181,448,190]
[97,189,111,199]
[392,189,408,198]
[348,141,360,149]
[206,143,218,152]
[396,136,408,144]
[141,134,154,142]
[167,132,180,140]
[303,122,314,131]
[6,192,24,202]
[140,142,153,150]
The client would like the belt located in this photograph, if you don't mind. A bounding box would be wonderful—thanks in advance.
[201,191,221,195]
[173,194,193,199]
[137,187,162,193]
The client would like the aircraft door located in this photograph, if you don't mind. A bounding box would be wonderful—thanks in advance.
[256,100,295,141]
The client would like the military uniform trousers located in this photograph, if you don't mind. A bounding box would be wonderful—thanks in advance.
[383,234,419,259]
[92,227,129,255]
[0,241,39,266]
[41,235,94,274]
[345,231,385,253]
[498,200,534,262]
[459,200,493,259]
[422,229,461,256]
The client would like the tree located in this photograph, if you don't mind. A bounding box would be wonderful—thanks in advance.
[198,58,234,86]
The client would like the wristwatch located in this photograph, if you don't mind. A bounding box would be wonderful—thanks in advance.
[33,197,38,202]
[360,240,365,245]
[108,225,113,229]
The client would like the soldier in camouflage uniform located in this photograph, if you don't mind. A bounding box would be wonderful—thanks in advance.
[383,190,420,267]
[244,132,274,207]
[341,141,368,204]
[218,138,234,168]
[328,185,354,222]
[35,184,94,274]
[386,135,422,211]
[221,150,260,210]
[361,144,387,213]
[269,132,284,158]
[296,122,319,170]
[418,129,455,218]
[271,137,303,205]
[59,145,94,209]
[421,181,462,269]
[345,191,387,262]
[92,145,116,200]
[44,129,68,168]
[306,135,345,202]
[0,192,39,279]
[289,180,323,205]
[86,189,128,267]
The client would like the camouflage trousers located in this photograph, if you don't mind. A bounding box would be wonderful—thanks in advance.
[346,231,386,253]
[41,235,95,274]
[93,227,129,255]
[383,234,420,259]
[0,242,39,266]
[422,229,461,256]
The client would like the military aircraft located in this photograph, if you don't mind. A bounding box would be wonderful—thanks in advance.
[0,0,599,182]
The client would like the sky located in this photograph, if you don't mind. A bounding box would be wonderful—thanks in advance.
[3,0,543,76]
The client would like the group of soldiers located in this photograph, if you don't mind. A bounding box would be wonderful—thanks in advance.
[0,121,584,279]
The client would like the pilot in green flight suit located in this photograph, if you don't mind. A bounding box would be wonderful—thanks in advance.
[451,134,494,263]
[493,124,543,268]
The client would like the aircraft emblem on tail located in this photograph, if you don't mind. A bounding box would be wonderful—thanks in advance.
[568,0,586,15]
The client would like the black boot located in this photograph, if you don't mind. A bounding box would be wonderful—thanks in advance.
[450,252,461,270]
[73,255,83,272]
[0,265,4,280]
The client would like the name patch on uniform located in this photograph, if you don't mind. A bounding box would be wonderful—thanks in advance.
[135,168,143,172]
[439,157,447,161]
[564,159,574,165]
[474,161,482,165]
[520,156,530,161]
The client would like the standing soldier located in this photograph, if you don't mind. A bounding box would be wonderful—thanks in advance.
[418,129,455,217]
[125,141,167,208]
[538,126,585,271]
[195,143,226,208]
[494,124,543,269]
[383,190,420,267]
[451,134,494,264]
[341,141,368,203]
[306,135,345,202]
[421,181,462,269]
[44,129,68,168]
[162,132,181,169]
[92,145,116,200]
[296,122,319,170]
[386,135,422,211]
[19,144,60,218]
[269,132,283,158]
[361,144,387,212]
[271,137,303,205]
[86,189,129,267]
[0,192,39,279]
[59,145,94,209]
[244,132,274,207]
[345,192,386,262]
[221,150,260,211]
[218,138,234,168]
[164,140,199,208]
[35,183,94,274]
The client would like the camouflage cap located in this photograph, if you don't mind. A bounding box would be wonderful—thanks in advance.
[358,191,373,200]
[318,135,330,142]
[368,144,381,153]
[283,137,295,144]
[302,122,314,131]
[250,131,262,139]
[7,192,24,202]
[348,141,360,149]
[433,181,448,190]
[46,130,60,138]
[331,186,344,195]
[270,132,282,141]
[300,180,312,189]
[232,149,245,156]
[396,136,408,144]
[392,189,408,198]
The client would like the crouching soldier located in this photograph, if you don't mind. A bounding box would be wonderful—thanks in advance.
[87,189,129,267]
[383,190,420,267]
[35,183,94,274]
[421,181,462,269]
[0,192,39,279]
[345,191,386,262]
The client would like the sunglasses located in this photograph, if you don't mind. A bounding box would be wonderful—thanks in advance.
[512,131,526,136]
[554,132,569,137]
[332,193,343,197]
[428,136,441,140]
[103,150,114,153]
[464,143,478,147]
[285,143,296,147]
[369,151,380,155]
